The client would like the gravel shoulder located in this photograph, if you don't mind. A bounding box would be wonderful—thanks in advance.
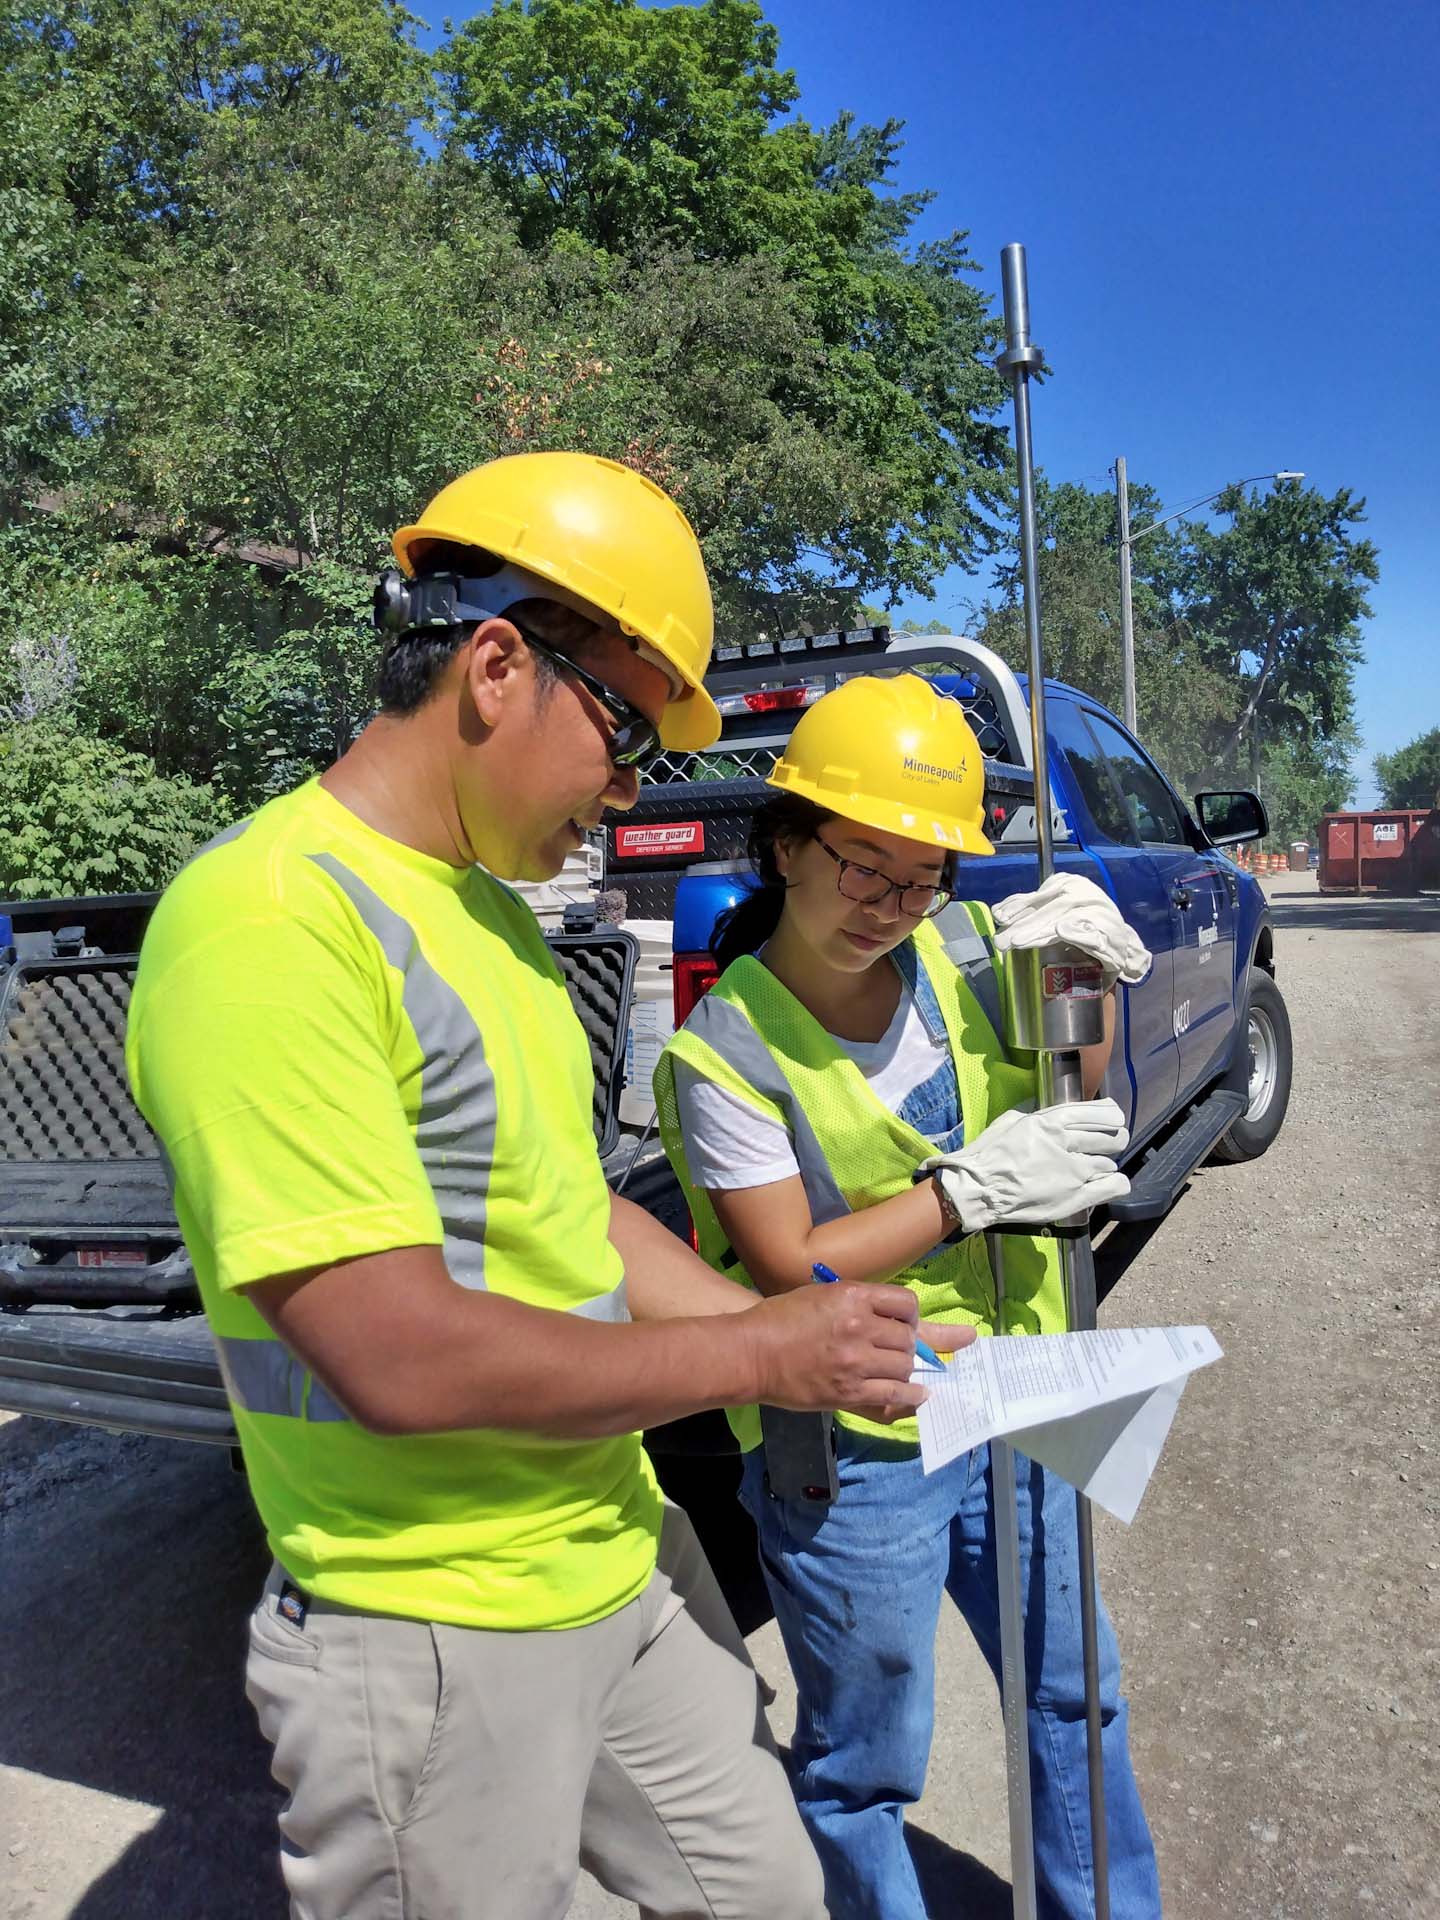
[2,875,1436,1919]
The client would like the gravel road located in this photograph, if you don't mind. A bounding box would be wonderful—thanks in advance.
[1,874,1436,1919]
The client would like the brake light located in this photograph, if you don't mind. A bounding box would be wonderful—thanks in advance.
[742,687,809,713]
[673,952,720,1026]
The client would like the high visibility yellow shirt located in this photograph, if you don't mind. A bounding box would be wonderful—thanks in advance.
[127,778,661,1630]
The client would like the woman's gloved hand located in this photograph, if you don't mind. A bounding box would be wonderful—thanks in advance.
[992,873,1152,989]
[918,1099,1131,1233]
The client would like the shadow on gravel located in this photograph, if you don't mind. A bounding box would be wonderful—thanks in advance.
[1094,1216,1167,1309]
[907,1825,1013,1917]
[0,1422,779,1918]
[1267,892,1440,934]
[0,1424,1056,1920]
[0,1422,285,1917]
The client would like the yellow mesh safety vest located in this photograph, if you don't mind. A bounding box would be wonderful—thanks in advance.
[653,906,1066,1449]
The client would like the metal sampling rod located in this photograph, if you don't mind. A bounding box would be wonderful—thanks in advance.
[996,242,1111,1920]
[983,1227,1038,1920]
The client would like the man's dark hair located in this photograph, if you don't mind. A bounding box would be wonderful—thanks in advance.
[374,541,602,716]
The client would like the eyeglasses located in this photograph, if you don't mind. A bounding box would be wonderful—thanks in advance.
[814,834,952,920]
[508,622,661,769]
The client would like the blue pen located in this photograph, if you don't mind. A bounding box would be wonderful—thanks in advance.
[811,1262,944,1368]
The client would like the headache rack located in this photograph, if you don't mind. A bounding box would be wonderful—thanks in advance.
[606,630,1043,920]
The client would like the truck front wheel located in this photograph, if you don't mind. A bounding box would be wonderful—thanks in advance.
[1213,968,1293,1163]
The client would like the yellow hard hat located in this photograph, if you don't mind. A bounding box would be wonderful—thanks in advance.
[767,673,993,856]
[393,451,720,751]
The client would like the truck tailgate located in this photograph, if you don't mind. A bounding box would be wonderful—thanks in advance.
[0,1308,233,1444]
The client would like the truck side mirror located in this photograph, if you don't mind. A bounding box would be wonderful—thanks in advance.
[1194,790,1268,846]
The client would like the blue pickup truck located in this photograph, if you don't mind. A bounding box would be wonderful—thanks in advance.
[605,628,1292,1217]
[0,628,1288,1446]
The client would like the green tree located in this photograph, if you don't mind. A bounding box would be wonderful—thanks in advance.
[973,540,1240,794]
[440,0,801,255]
[1373,727,1440,810]
[972,475,1372,813]
[441,0,1010,607]
[1181,480,1375,766]
[0,0,430,521]
[971,479,1238,791]
[0,720,231,898]
[1256,723,1357,847]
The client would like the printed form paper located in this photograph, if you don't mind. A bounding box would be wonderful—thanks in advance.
[914,1326,1222,1523]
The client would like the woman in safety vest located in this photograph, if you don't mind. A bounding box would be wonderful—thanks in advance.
[654,673,1162,1920]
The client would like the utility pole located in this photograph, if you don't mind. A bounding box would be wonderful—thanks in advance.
[1113,466,1303,747]
[1115,458,1137,734]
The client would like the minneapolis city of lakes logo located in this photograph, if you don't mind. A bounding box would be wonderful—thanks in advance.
[902,753,969,787]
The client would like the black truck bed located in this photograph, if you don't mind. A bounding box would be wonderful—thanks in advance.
[0,902,660,1445]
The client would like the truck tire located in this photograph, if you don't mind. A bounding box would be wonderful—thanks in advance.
[1212,968,1293,1163]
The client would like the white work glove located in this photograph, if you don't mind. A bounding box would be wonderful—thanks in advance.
[918,1099,1131,1233]
[992,873,1152,988]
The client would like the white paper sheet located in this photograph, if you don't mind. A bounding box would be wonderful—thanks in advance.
[914,1326,1222,1523]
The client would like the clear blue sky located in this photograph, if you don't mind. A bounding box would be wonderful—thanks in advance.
[426,1,1440,804]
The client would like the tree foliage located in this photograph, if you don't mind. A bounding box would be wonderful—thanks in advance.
[0,0,1378,870]
[440,0,1010,603]
[440,0,802,256]
[1374,728,1440,811]
[0,721,231,898]
[2,0,1019,819]
[969,475,1370,823]
[1255,726,1359,848]
[1181,482,1374,761]
[973,479,1237,795]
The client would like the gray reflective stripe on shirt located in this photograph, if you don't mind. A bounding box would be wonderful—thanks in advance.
[216,1335,352,1422]
[217,1268,628,1426]
[179,815,254,877]
[942,921,1004,1039]
[308,853,497,1293]
[307,853,624,1323]
[685,991,850,1227]
[568,1276,630,1322]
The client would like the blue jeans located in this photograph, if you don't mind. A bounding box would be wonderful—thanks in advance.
[740,1431,1162,1920]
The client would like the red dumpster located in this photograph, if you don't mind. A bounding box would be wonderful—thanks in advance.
[1407,809,1440,891]
[1318,809,1434,893]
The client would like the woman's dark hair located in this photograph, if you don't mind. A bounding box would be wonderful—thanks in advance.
[710,793,834,970]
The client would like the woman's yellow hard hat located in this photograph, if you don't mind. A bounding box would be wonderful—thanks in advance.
[767,673,993,856]
[393,451,721,751]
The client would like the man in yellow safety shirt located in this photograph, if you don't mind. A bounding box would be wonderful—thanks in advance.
[126,451,970,1920]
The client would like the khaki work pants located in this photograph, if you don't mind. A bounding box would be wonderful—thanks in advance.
[244,1503,826,1920]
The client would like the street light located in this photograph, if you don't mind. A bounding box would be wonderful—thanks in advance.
[1113,460,1305,734]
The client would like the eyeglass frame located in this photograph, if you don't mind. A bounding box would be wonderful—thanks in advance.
[812,832,953,920]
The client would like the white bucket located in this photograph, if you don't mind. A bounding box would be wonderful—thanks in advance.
[619,918,675,1126]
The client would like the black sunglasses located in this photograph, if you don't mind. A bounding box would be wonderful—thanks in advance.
[507,621,662,770]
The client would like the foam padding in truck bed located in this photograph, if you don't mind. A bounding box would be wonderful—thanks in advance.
[545,929,637,1159]
[0,959,156,1161]
[0,931,638,1166]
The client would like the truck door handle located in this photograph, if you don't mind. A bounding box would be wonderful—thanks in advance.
[1172,885,1192,910]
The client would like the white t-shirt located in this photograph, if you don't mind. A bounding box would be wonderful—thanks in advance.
[672,978,952,1190]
